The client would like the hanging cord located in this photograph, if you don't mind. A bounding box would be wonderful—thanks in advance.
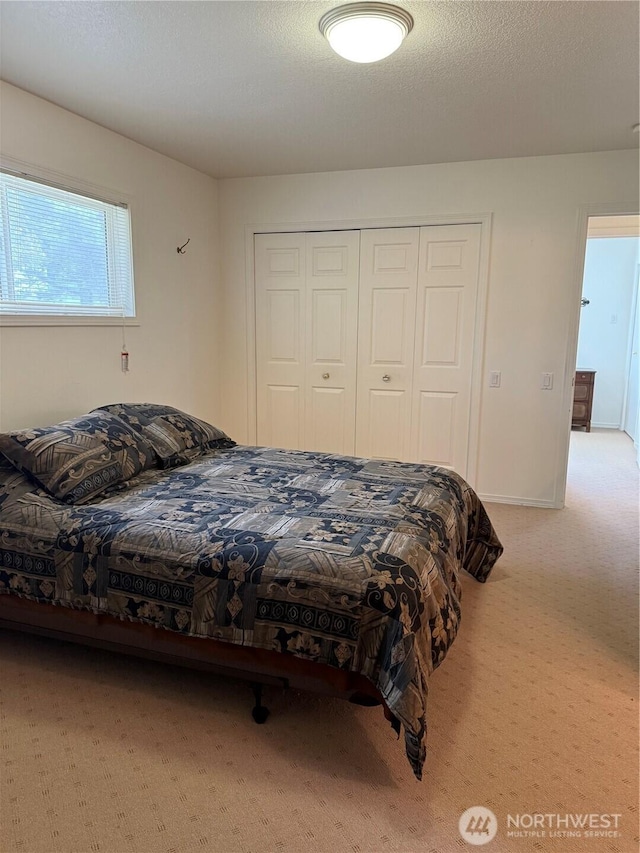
[121,319,129,372]
[120,278,129,373]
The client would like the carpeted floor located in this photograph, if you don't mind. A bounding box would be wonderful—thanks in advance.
[1,429,638,853]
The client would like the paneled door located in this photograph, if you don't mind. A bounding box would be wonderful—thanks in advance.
[355,228,420,461]
[255,231,360,454]
[409,224,482,473]
[304,230,360,454]
[255,232,306,449]
[256,223,483,474]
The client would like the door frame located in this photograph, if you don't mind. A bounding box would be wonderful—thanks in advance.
[244,212,493,487]
[557,203,640,507]
[621,262,640,446]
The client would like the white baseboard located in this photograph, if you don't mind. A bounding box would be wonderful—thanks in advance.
[478,493,558,509]
[591,422,621,429]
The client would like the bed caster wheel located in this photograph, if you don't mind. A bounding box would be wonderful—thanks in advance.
[250,682,270,724]
[252,705,270,724]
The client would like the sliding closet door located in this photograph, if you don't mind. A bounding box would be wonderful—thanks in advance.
[256,224,483,468]
[255,231,359,454]
[409,224,481,473]
[255,232,306,448]
[304,231,360,455]
[355,228,420,461]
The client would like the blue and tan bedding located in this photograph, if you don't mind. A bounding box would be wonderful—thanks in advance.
[0,404,502,779]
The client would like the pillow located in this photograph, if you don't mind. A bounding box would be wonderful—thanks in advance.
[92,403,235,469]
[0,411,157,505]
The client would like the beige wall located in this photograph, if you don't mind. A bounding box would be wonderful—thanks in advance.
[587,214,640,238]
[2,80,637,506]
[218,150,639,506]
[0,82,221,431]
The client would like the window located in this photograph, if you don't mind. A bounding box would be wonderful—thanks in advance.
[0,170,135,319]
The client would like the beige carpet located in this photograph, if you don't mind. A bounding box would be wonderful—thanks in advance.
[1,429,638,853]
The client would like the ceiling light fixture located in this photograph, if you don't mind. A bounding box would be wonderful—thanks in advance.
[319,2,414,64]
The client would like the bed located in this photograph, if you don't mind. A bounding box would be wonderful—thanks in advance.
[0,404,503,779]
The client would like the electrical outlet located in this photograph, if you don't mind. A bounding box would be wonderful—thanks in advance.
[489,371,501,388]
[541,372,553,390]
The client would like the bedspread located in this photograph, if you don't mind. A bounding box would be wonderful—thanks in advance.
[0,445,502,778]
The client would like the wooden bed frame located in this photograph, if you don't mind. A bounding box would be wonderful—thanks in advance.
[0,595,385,721]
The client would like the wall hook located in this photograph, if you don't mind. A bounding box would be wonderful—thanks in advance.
[177,238,190,254]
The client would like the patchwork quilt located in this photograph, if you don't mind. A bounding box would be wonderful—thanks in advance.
[0,445,502,778]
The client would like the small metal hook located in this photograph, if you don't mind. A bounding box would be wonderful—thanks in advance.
[581,297,590,307]
[177,238,190,254]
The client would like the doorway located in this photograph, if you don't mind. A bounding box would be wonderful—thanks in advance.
[571,214,640,482]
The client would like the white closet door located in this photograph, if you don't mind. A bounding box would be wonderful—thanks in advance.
[356,228,420,460]
[304,231,360,455]
[255,232,306,448]
[410,223,482,473]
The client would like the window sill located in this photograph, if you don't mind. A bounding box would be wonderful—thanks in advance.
[0,316,140,327]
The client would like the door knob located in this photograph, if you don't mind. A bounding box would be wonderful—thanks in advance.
[382,374,391,382]
[322,372,330,379]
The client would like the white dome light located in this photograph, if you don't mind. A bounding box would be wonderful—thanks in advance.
[319,3,414,64]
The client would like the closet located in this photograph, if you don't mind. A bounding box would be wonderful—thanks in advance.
[255,223,482,475]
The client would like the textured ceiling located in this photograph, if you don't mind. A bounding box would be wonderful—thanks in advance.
[0,0,638,179]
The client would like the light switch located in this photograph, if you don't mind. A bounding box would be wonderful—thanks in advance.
[541,372,554,390]
[489,371,501,388]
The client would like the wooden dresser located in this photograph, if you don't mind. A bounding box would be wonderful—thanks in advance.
[572,369,596,431]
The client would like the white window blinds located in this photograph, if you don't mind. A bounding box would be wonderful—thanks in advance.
[0,170,135,317]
